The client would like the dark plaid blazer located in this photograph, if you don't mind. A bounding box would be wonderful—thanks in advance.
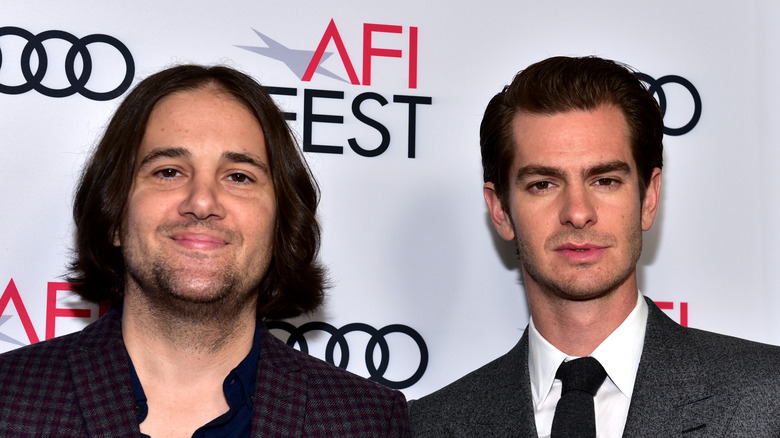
[410,297,780,437]
[0,309,411,437]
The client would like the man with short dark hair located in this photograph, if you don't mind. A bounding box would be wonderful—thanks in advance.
[0,64,410,437]
[410,56,780,437]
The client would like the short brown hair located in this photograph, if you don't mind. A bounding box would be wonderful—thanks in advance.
[68,64,326,320]
[480,56,664,207]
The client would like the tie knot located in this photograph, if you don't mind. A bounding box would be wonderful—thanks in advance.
[555,357,607,396]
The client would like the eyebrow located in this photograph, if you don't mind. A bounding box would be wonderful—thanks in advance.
[137,147,189,169]
[515,160,631,182]
[223,151,270,174]
[137,147,270,174]
[515,165,565,182]
[584,161,631,179]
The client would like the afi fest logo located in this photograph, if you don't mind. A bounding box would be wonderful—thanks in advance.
[0,279,108,351]
[237,19,432,158]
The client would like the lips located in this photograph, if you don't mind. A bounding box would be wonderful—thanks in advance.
[171,232,228,250]
[554,243,607,262]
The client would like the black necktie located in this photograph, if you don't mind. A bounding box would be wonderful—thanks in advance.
[550,357,608,438]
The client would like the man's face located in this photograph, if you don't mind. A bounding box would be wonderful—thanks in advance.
[484,105,661,302]
[116,87,277,315]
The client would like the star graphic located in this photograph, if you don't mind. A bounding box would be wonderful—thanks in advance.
[236,29,348,83]
[0,315,27,347]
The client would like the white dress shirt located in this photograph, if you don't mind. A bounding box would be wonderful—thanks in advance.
[528,292,648,438]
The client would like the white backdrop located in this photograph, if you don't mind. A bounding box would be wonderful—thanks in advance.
[2,1,780,400]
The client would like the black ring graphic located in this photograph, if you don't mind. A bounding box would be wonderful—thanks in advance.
[268,320,429,390]
[638,72,702,136]
[0,26,134,101]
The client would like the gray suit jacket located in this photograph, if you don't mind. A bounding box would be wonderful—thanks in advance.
[409,297,780,437]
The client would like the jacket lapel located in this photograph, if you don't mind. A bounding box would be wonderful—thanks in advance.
[622,298,735,437]
[66,309,140,437]
[251,324,306,437]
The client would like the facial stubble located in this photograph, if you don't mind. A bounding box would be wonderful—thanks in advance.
[512,221,643,302]
[121,220,269,339]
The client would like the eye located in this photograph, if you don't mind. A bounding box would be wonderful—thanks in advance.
[227,172,254,184]
[534,182,549,189]
[594,178,618,187]
[529,181,554,192]
[155,168,181,179]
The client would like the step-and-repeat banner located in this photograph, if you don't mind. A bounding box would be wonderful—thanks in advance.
[3,1,780,399]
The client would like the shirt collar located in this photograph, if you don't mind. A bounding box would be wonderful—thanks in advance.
[528,292,647,410]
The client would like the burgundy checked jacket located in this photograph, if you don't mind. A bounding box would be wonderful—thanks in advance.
[0,309,411,437]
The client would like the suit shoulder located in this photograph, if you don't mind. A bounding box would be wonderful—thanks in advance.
[685,327,780,374]
[409,344,528,438]
[0,331,80,375]
[411,345,520,417]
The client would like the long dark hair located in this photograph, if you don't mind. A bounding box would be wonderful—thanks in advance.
[68,64,326,320]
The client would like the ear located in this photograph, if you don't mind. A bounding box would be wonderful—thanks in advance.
[641,167,662,231]
[112,229,121,247]
[484,182,516,241]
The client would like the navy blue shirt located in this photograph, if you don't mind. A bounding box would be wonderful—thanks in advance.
[128,325,261,437]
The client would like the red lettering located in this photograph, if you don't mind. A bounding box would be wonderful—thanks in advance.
[303,19,360,84]
[46,282,88,339]
[0,279,39,344]
[409,26,418,89]
[362,23,403,87]
[45,282,110,339]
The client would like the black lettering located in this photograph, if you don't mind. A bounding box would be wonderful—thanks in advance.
[349,92,391,157]
[304,89,344,154]
[393,95,432,158]
[265,86,298,121]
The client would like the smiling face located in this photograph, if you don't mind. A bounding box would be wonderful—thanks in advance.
[484,105,661,303]
[116,86,277,318]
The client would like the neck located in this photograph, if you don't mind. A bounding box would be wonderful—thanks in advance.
[121,290,257,376]
[526,278,639,357]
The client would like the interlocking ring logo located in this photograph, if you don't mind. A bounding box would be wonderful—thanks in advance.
[0,27,135,101]
[268,321,428,389]
[638,72,702,136]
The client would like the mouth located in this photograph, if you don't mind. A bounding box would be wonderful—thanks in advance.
[554,243,607,261]
[171,233,229,250]
[556,242,605,251]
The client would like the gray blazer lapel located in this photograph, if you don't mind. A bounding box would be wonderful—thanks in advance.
[251,325,306,437]
[67,310,140,437]
[623,298,735,437]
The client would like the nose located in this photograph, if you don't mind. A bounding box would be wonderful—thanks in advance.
[559,184,596,229]
[178,174,226,221]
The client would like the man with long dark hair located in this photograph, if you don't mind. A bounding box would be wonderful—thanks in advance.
[0,64,410,437]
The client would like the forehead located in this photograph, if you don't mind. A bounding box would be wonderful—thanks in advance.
[510,105,633,171]
[138,87,266,160]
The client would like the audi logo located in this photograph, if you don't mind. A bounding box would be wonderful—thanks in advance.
[268,321,428,390]
[0,27,135,101]
[638,72,702,136]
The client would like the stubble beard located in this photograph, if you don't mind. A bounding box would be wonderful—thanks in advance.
[141,258,258,323]
[123,249,266,352]
[513,224,642,302]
